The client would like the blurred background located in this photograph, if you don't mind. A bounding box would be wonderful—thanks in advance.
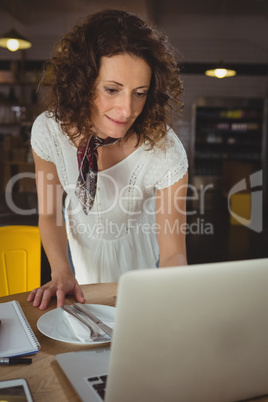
[0,0,267,281]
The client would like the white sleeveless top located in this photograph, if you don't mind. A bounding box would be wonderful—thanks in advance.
[31,112,188,284]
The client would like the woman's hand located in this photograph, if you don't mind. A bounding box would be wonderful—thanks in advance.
[27,273,86,310]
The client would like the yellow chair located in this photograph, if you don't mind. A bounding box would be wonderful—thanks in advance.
[0,225,41,297]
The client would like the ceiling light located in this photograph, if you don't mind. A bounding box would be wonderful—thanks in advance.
[205,0,237,79]
[0,28,32,52]
[205,65,237,79]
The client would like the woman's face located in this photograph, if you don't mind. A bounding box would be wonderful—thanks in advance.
[92,53,152,139]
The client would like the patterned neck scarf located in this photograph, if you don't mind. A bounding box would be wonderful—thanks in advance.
[75,135,118,214]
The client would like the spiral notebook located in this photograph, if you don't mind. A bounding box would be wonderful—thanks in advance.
[0,300,40,358]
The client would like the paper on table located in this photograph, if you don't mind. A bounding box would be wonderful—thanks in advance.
[0,301,40,357]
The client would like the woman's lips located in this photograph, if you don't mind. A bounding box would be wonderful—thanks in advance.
[106,115,129,126]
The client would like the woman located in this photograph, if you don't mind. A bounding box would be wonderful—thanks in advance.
[28,9,188,310]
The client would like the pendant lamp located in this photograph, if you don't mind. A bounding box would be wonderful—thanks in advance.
[205,0,237,79]
[205,62,237,79]
[0,28,32,52]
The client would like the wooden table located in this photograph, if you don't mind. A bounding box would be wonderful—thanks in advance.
[1,282,268,402]
[0,283,117,402]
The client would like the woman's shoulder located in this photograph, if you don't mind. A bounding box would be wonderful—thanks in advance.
[31,111,66,152]
[143,128,188,189]
[165,128,184,147]
[32,111,58,130]
[31,111,66,144]
[144,127,188,167]
[153,127,186,159]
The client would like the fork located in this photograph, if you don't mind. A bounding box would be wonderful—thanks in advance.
[61,305,105,341]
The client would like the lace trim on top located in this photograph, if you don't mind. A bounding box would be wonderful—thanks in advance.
[155,156,188,190]
[31,138,53,163]
[50,119,70,191]
[126,160,146,233]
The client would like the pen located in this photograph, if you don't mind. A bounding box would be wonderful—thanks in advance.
[0,357,32,365]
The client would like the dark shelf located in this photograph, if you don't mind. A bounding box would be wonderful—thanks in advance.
[194,104,264,177]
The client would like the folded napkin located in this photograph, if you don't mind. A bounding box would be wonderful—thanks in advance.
[63,310,114,343]
[64,311,95,343]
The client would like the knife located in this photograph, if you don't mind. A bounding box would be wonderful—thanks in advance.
[73,304,113,338]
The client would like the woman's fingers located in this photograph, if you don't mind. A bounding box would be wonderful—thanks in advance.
[38,287,55,310]
[27,287,46,306]
[56,288,67,308]
[27,288,37,302]
[73,284,86,304]
[27,279,85,309]
[27,284,56,309]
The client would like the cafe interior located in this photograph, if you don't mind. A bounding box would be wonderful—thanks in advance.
[0,0,267,283]
[0,0,268,401]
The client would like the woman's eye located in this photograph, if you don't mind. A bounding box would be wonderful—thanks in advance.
[135,91,147,98]
[105,88,118,95]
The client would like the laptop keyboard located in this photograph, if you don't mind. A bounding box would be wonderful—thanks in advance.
[87,375,108,400]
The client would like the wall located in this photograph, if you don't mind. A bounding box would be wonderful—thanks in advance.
[0,5,267,164]
[156,13,268,174]
[0,0,152,61]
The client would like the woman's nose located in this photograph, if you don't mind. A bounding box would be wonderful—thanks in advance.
[116,93,132,118]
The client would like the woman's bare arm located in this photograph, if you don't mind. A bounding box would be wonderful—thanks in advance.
[27,150,85,309]
[156,172,188,267]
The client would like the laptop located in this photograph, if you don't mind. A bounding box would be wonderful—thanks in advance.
[56,258,268,402]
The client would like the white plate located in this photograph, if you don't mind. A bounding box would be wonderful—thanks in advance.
[37,304,116,345]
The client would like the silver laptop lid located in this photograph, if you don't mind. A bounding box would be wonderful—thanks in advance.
[106,258,268,402]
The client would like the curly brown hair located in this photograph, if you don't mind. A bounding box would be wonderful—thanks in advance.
[41,9,184,146]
